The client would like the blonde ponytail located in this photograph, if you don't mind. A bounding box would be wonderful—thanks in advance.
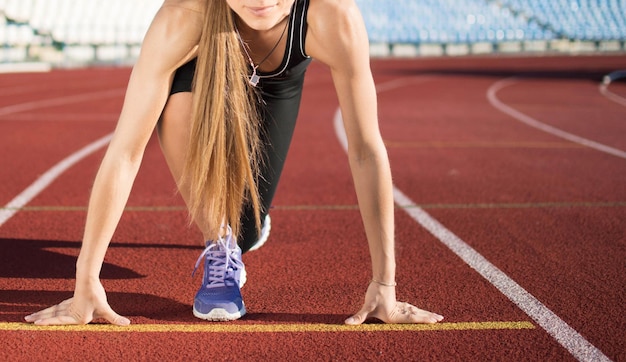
[183,2,262,241]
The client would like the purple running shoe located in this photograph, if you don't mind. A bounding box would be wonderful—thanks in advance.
[192,227,246,321]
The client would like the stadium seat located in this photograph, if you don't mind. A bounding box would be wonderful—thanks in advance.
[0,0,624,63]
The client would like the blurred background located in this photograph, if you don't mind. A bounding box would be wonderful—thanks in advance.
[0,0,625,68]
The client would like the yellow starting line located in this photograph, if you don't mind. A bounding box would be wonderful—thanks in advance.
[0,321,534,333]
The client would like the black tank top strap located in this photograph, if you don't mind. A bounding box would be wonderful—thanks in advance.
[257,0,310,81]
[292,0,310,63]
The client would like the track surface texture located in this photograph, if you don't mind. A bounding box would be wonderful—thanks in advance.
[1,54,625,361]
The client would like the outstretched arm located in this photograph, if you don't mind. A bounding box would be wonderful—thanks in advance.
[25,0,203,326]
[306,0,443,324]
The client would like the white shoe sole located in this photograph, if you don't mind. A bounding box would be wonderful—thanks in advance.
[193,305,246,321]
[249,215,271,252]
[239,267,247,288]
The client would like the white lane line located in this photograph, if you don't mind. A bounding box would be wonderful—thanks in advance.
[487,77,626,160]
[333,77,611,362]
[0,87,121,227]
[0,88,125,117]
[391,189,610,362]
[0,134,113,227]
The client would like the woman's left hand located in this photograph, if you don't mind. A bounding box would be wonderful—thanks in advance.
[344,282,444,325]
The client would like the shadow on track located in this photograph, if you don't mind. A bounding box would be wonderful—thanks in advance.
[2,290,350,324]
[0,238,143,279]
[1,290,191,323]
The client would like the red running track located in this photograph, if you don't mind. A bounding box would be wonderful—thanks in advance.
[0,54,624,361]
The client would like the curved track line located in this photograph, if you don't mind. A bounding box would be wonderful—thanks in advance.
[333,77,611,362]
[487,78,626,160]
[0,134,113,228]
[599,84,626,107]
[600,70,626,107]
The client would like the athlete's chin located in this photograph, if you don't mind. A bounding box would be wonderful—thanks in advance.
[240,19,276,31]
[237,5,285,30]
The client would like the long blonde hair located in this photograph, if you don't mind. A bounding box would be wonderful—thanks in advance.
[183,1,262,241]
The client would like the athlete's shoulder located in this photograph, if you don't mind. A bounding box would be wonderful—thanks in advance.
[305,0,368,63]
[136,0,203,73]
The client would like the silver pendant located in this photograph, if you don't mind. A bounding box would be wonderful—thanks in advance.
[249,68,260,87]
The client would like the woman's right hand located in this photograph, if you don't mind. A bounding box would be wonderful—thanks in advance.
[24,279,130,326]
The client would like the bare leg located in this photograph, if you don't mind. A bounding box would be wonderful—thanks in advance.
[157,92,215,241]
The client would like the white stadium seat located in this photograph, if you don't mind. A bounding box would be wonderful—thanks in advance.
[0,0,624,62]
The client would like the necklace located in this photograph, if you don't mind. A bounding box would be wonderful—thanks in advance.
[234,16,289,87]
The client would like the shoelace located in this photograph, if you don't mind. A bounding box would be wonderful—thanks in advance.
[192,238,236,288]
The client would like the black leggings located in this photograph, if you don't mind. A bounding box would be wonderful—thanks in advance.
[169,58,307,252]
